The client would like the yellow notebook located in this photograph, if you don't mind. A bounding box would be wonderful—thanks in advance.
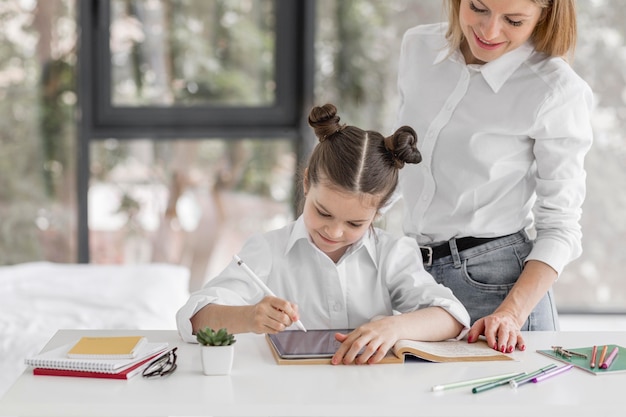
[67,336,147,359]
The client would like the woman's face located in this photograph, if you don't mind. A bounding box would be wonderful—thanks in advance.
[459,0,543,64]
[302,179,378,263]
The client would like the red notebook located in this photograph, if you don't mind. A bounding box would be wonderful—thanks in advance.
[33,351,159,380]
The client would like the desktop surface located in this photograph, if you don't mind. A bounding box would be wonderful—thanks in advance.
[1,329,624,416]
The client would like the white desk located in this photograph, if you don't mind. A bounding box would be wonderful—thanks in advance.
[1,329,624,416]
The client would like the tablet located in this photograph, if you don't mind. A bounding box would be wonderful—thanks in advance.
[267,329,354,359]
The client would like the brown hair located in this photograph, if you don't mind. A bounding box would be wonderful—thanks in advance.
[444,0,577,58]
[305,103,421,211]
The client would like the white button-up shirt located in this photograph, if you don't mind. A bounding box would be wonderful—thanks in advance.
[176,216,470,343]
[396,23,593,275]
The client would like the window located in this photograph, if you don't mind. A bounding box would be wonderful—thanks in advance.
[86,0,304,134]
[1,0,624,312]
[77,0,311,289]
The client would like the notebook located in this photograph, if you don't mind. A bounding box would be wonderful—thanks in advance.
[25,340,169,373]
[67,336,147,359]
[33,350,164,380]
[266,330,512,365]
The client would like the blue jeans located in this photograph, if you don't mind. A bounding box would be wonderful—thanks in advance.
[424,231,559,331]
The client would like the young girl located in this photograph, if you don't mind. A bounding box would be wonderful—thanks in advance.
[176,104,470,365]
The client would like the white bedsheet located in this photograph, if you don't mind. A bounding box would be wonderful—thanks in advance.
[0,262,190,397]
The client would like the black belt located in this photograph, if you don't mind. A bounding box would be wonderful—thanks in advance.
[420,236,503,267]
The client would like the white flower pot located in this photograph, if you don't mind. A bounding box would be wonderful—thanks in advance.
[200,344,234,375]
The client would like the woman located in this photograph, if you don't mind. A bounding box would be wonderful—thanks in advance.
[395,0,592,353]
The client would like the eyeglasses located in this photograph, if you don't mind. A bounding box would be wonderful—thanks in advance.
[142,347,178,378]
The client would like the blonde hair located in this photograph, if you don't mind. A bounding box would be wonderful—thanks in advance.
[444,0,577,58]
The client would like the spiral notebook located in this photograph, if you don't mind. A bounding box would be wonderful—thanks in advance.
[25,340,168,373]
[33,351,162,379]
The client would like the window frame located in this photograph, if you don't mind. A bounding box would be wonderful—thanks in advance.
[77,0,315,261]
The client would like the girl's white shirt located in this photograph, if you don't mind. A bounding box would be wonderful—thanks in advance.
[176,216,470,343]
[396,23,593,275]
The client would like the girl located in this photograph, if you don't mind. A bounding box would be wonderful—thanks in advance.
[177,104,470,365]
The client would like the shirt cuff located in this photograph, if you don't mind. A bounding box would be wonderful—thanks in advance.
[175,294,216,343]
[525,237,574,276]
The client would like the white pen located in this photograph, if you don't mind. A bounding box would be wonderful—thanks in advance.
[233,255,307,332]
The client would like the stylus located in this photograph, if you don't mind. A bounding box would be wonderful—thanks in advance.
[233,255,307,332]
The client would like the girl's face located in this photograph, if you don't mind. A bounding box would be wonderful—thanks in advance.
[302,180,378,263]
[459,0,543,65]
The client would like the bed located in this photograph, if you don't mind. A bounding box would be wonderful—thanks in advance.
[0,262,190,397]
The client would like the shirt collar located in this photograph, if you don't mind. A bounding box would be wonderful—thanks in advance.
[285,216,378,266]
[434,40,535,93]
[284,216,310,254]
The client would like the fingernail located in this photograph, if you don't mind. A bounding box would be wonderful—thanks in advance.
[520,345,526,351]
[507,345,514,353]
[467,335,473,343]
[493,343,498,350]
[500,345,505,352]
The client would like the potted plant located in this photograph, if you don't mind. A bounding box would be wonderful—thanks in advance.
[196,327,237,375]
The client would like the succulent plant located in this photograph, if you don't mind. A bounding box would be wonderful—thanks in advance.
[196,327,237,346]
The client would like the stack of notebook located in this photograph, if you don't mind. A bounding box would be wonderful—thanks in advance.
[25,336,169,380]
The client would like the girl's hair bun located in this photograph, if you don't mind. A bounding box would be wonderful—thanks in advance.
[384,126,422,168]
[308,103,345,142]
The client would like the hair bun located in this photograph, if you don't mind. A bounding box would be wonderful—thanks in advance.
[384,126,421,168]
[308,103,345,142]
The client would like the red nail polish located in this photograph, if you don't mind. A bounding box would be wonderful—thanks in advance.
[500,345,505,352]
[520,345,526,351]
[507,345,514,353]
[467,335,473,343]
[493,343,498,350]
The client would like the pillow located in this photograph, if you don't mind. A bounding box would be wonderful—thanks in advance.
[0,262,190,397]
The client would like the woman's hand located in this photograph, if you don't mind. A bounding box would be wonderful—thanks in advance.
[246,295,300,334]
[331,319,396,365]
[467,311,525,353]
[466,261,558,353]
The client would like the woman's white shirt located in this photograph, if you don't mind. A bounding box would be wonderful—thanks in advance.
[396,23,593,275]
[176,216,470,343]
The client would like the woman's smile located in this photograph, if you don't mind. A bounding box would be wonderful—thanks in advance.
[472,30,505,51]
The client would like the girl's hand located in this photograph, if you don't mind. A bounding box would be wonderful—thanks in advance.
[247,296,300,334]
[331,319,396,365]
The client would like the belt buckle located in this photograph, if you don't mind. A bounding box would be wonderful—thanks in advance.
[420,246,433,267]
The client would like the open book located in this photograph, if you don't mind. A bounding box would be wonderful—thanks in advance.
[266,330,512,365]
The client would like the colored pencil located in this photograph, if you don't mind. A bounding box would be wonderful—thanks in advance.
[598,345,608,367]
[600,347,619,369]
[431,371,521,392]
[590,345,597,369]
